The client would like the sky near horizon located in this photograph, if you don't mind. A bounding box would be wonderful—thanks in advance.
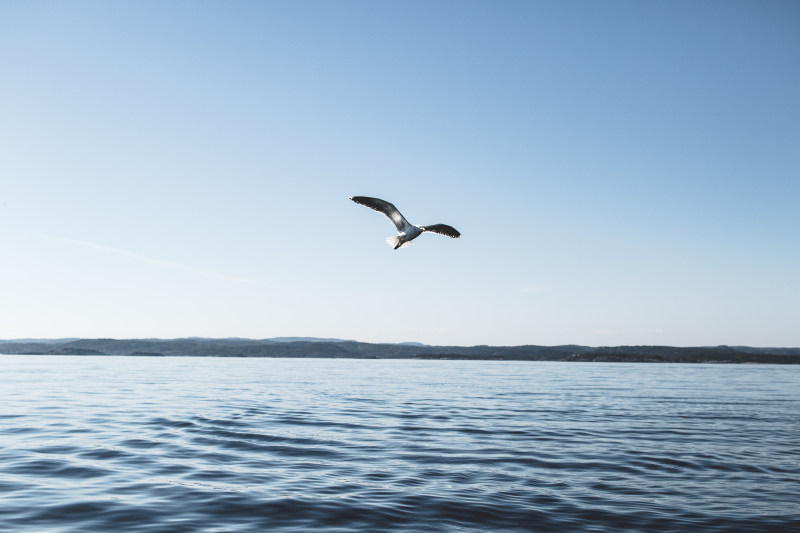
[2,1,798,347]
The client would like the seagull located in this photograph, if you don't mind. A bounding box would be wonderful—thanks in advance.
[350,196,461,249]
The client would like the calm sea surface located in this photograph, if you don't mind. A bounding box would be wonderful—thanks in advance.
[1,356,798,532]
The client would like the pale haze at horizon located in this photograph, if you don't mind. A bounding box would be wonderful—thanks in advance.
[2,1,798,347]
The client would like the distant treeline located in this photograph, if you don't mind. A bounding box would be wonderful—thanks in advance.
[1,338,799,363]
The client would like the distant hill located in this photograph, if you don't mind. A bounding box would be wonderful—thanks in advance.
[266,337,353,343]
[3,338,81,344]
[1,338,798,363]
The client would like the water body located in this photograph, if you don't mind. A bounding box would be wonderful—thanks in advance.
[1,356,798,532]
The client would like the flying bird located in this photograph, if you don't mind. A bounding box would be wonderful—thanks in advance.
[350,196,461,249]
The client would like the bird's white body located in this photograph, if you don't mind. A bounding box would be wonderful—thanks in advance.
[386,226,423,249]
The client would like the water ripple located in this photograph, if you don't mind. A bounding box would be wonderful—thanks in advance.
[1,356,798,532]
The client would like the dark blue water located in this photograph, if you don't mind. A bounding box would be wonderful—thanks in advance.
[1,356,798,532]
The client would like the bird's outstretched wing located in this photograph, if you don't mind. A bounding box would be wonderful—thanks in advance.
[350,196,411,233]
[424,224,461,238]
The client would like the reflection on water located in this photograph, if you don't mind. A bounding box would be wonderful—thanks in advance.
[1,356,799,532]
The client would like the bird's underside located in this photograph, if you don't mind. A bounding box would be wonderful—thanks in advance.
[350,196,461,249]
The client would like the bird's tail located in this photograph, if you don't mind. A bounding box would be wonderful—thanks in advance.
[385,236,413,249]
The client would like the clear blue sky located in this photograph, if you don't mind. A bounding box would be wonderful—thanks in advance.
[2,1,798,346]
